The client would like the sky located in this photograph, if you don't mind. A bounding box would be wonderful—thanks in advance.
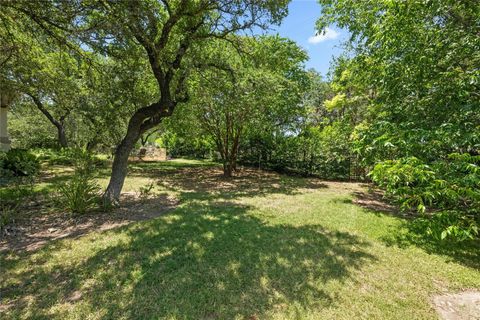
[268,0,349,78]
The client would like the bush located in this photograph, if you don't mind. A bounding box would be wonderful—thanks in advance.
[0,149,40,177]
[137,182,155,200]
[370,154,480,241]
[34,148,105,166]
[55,151,100,215]
[240,122,354,179]
[56,174,100,215]
[416,211,478,241]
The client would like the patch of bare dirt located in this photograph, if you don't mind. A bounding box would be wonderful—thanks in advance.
[150,166,331,198]
[433,291,480,320]
[351,188,418,218]
[0,165,362,253]
[0,193,178,253]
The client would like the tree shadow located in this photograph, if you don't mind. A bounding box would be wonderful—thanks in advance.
[352,190,416,219]
[0,194,177,252]
[2,200,375,319]
[1,162,328,254]
[137,166,329,201]
[352,190,480,270]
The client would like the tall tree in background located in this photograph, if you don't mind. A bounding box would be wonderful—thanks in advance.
[316,0,480,164]
[182,36,307,177]
[0,5,77,148]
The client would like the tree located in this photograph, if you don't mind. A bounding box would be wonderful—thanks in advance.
[316,0,480,238]
[17,51,82,149]
[90,1,291,202]
[0,4,87,149]
[316,0,480,164]
[172,36,307,177]
[4,1,292,202]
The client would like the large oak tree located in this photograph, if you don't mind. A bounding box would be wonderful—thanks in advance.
[3,0,291,203]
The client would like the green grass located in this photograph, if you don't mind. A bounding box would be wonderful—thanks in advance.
[1,159,479,319]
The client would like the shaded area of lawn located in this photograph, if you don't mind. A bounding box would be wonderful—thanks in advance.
[1,160,328,253]
[353,189,480,270]
[2,200,374,319]
[1,159,479,319]
[154,166,329,202]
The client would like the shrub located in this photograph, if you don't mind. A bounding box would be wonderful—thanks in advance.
[34,148,105,167]
[370,154,480,241]
[55,151,100,215]
[56,174,100,215]
[137,182,155,200]
[421,211,478,241]
[0,149,40,177]
[33,148,75,166]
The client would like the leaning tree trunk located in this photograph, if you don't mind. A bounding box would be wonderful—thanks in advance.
[103,126,141,205]
[29,94,69,148]
[102,100,172,205]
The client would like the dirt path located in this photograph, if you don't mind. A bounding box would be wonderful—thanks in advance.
[433,291,480,320]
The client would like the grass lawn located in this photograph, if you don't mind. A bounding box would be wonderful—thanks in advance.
[1,159,479,319]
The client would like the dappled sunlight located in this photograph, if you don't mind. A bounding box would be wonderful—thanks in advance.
[2,162,479,319]
[2,200,375,319]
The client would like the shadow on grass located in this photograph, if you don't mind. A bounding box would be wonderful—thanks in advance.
[2,200,374,319]
[0,194,177,252]
[352,190,480,270]
[145,166,329,201]
[380,221,480,270]
[1,161,328,255]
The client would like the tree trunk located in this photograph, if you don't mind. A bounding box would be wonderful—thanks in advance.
[29,94,69,148]
[103,131,139,205]
[222,143,238,178]
[102,101,170,205]
[86,139,97,152]
[57,125,68,148]
[223,161,234,177]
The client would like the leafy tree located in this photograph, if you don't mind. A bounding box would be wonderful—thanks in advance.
[1,3,80,148]
[317,0,480,163]
[5,0,290,203]
[316,0,480,239]
[170,36,307,177]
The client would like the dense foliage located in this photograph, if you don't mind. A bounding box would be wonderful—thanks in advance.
[315,0,480,239]
[0,149,40,177]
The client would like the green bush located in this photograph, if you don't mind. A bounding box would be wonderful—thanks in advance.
[0,149,40,177]
[370,154,480,241]
[55,151,100,215]
[137,182,155,200]
[415,211,478,241]
[239,122,355,180]
[56,174,100,215]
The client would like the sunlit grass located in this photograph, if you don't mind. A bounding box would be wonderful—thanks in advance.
[1,159,479,319]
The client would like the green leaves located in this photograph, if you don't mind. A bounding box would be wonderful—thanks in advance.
[370,154,480,240]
